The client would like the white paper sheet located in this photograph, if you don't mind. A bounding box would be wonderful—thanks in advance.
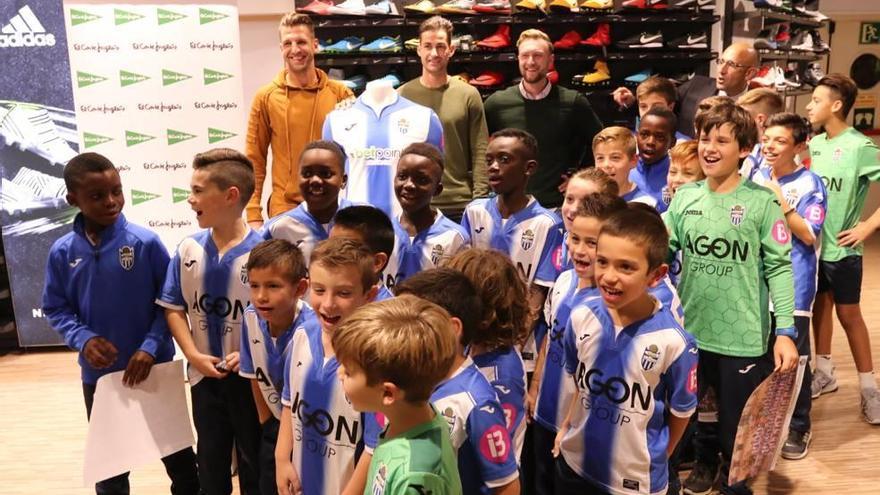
[83,360,194,486]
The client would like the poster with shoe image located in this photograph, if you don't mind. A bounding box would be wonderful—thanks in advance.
[64,2,245,251]
[728,356,808,485]
[0,0,78,346]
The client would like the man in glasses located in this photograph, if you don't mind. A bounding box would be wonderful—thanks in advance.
[612,42,759,138]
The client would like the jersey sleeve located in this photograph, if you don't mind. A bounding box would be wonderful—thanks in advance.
[662,335,699,418]
[238,313,256,378]
[388,473,455,495]
[156,250,185,310]
[281,348,293,406]
[41,244,99,352]
[427,110,444,152]
[460,205,474,244]
[760,196,796,330]
[465,398,519,488]
[796,177,828,238]
[492,375,526,438]
[362,412,382,453]
[534,222,565,287]
[857,139,880,182]
[140,238,172,358]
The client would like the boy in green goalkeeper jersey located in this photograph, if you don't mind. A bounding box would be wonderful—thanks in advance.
[806,73,880,425]
[665,103,798,495]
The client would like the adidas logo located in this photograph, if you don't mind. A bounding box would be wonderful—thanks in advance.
[0,5,56,48]
[132,189,160,205]
[208,128,236,144]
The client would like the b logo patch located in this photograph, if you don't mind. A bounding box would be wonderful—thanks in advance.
[118,246,134,270]
[772,220,790,244]
[806,204,825,224]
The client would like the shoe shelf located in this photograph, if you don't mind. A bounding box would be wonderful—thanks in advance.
[734,8,822,28]
[317,53,410,65]
[314,12,718,28]
[757,49,822,62]
[554,50,716,62]
[780,87,812,97]
[313,16,407,28]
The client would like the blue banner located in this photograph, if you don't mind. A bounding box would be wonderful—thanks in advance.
[0,0,77,346]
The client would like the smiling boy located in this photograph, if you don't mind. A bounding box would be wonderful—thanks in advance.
[593,126,657,209]
[631,107,677,211]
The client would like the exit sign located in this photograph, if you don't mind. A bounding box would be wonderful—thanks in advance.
[861,22,880,44]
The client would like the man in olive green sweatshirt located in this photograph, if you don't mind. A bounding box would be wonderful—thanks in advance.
[399,16,489,222]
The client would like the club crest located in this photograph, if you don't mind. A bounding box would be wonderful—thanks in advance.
[661,186,672,206]
[118,245,134,270]
[240,265,249,285]
[521,229,535,250]
[430,244,444,265]
[397,117,409,135]
[641,344,661,371]
[729,205,745,226]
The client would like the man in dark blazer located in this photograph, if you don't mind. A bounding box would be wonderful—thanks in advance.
[612,42,760,137]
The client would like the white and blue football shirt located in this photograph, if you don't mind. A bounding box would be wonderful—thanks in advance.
[323,95,443,219]
[471,347,527,462]
[239,301,320,420]
[622,184,660,210]
[280,324,381,495]
[561,297,698,495]
[157,229,262,385]
[752,167,827,315]
[741,143,766,179]
[535,269,598,432]
[385,211,470,288]
[261,199,354,265]
[630,155,670,213]
[431,358,519,494]
[650,275,684,326]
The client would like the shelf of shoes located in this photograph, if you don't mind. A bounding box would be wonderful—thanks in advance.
[734,8,823,28]
[317,54,410,65]
[757,49,821,62]
[310,12,718,28]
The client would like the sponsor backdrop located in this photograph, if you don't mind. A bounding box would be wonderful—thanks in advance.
[0,0,79,346]
[65,2,245,249]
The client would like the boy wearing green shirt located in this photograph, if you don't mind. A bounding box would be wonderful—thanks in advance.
[665,103,799,495]
[806,73,880,424]
[332,296,462,495]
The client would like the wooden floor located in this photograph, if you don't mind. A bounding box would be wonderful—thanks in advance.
[3,245,880,494]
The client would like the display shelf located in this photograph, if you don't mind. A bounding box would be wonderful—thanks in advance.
[733,8,822,28]
[757,49,822,62]
[316,54,409,66]
[359,11,719,26]
[313,16,406,28]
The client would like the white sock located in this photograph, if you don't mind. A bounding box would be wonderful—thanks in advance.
[816,354,833,375]
[859,372,878,392]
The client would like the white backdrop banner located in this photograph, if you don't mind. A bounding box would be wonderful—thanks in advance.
[65,3,245,249]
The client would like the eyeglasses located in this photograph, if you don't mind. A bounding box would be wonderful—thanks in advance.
[716,58,753,70]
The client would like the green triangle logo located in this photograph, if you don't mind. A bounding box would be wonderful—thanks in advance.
[77,71,107,88]
[157,8,187,25]
[162,69,192,86]
[172,187,190,203]
[132,189,160,206]
[167,129,198,145]
[114,8,144,25]
[119,70,150,87]
[203,68,233,85]
[83,132,113,149]
[208,127,237,144]
[125,130,155,147]
[70,8,101,26]
[199,8,228,25]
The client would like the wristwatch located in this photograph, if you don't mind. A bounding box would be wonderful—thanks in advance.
[775,326,798,339]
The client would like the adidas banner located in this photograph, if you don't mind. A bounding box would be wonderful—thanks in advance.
[65,3,245,249]
[0,0,78,346]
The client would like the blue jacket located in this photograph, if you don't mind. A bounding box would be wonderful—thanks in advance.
[42,213,175,384]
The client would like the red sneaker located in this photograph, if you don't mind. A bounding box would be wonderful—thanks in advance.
[775,23,791,48]
[299,0,334,15]
[548,61,559,84]
[476,25,511,50]
[470,70,506,87]
[553,31,582,50]
[580,23,610,47]
[621,0,667,9]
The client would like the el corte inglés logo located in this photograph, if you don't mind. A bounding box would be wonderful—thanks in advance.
[70,8,101,26]
[199,8,228,25]
[114,8,144,26]
[208,128,236,144]
[157,8,186,25]
[77,71,107,88]
[162,69,191,86]
[203,68,233,85]
[172,187,190,203]
[167,129,197,145]
[83,132,113,148]
[120,70,150,87]
[125,130,155,147]
[131,189,160,205]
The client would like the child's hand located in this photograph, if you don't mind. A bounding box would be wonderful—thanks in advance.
[276,460,302,495]
[189,351,227,379]
[123,350,155,387]
[612,87,635,108]
[552,424,568,458]
[765,180,786,208]
[773,336,799,373]
[525,386,538,424]
[83,337,118,369]
[837,222,876,248]
[224,351,241,373]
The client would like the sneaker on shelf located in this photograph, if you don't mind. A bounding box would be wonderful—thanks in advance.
[452,72,471,83]
[342,74,367,92]
[751,65,773,87]
[515,0,547,12]
[616,30,664,49]
[404,37,420,51]
[775,23,791,49]
[803,3,829,21]
[811,368,838,399]
[473,0,512,13]
[548,0,578,13]
[580,23,611,47]
[624,68,652,84]
[753,27,778,50]
[322,36,365,53]
[452,34,475,52]
[621,0,668,10]
[469,70,506,87]
[696,0,714,10]
[554,30,582,50]
[439,0,476,14]
[669,70,695,86]
[753,0,784,9]
[361,35,402,52]
[575,60,611,86]
[365,0,400,15]
[810,29,830,53]
[682,462,719,495]
[802,62,824,86]
[667,31,708,49]
[548,63,559,84]
[476,25,511,50]
[669,0,701,9]
[783,69,802,89]
[580,0,613,11]
[404,0,438,13]
[861,388,880,425]
[781,430,812,460]
[299,0,335,15]
[791,30,815,51]
[328,0,367,15]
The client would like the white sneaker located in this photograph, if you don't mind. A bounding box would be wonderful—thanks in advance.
[861,389,880,425]
[811,368,839,399]
[0,102,77,165]
[328,0,366,15]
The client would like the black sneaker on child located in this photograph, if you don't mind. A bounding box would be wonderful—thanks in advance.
[682,462,718,495]
[781,430,812,460]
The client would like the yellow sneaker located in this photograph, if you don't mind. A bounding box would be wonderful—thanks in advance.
[580,0,613,9]
[580,60,611,85]
[515,0,546,12]
[549,0,577,12]
[404,0,437,13]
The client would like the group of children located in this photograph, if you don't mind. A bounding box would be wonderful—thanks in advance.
[43,71,880,495]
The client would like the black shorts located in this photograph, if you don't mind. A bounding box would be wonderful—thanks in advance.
[816,255,862,305]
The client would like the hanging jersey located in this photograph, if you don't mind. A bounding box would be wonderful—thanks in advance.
[431,359,519,494]
[561,298,698,495]
[261,199,354,264]
[280,324,381,495]
[240,301,320,420]
[157,229,262,385]
[630,155,670,213]
[535,269,598,432]
[752,167,827,315]
[323,95,444,219]
[471,347,527,462]
[808,127,880,261]
[622,184,659,210]
[385,211,470,289]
